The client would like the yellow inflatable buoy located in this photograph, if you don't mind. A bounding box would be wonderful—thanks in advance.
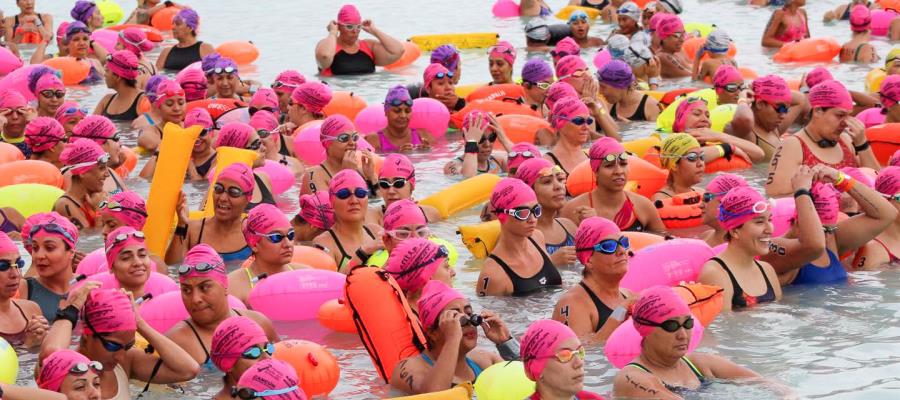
[419,174,502,219]
[656,88,718,133]
[866,68,886,93]
[409,33,499,51]
[388,382,473,399]
[455,83,485,99]
[0,183,63,217]
[710,103,737,132]
[555,5,601,21]
[623,136,661,158]
[474,361,535,400]
[0,337,18,384]
[684,22,715,38]
[458,220,500,259]
[97,0,124,27]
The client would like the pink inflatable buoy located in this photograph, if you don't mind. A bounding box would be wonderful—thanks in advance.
[175,61,202,81]
[492,0,521,17]
[82,271,178,298]
[771,197,796,238]
[604,313,704,368]
[75,248,109,277]
[90,29,119,53]
[620,239,715,292]
[255,159,294,195]
[354,104,388,135]
[0,47,23,77]
[293,120,325,165]
[140,291,247,333]
[871,10,898,37]
[0,64,42,101]
[409,97,450,136]
[856,107,886,128]
[593,49,613,70]
[248,269,345,321]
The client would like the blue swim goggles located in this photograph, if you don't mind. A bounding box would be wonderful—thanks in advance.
[577,236,630,255]
[231,384,298,399]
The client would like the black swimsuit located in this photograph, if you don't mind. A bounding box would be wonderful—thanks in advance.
[627,357,710,393]
[488,237,562,296]
[102,92,144,121]
[194,153,216,177]
[579,282,626,332]
[610,94,651,121]
[327,226,376,272]
[246,173,276,211]
[163,41,204,71]
[709,257,776,309]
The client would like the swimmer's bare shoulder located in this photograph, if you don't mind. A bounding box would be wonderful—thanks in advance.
[613,366,680,399]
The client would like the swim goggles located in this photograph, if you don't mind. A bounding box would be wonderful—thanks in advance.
[387,226,431,240]
[634,316,695,333]
[433,71,454,80]
[478,132,498,144]
[342,23,362,31]
[387,99,414,108]
[702,191,729,203]
[84,312,136,353]
[676,151,704,163]
[65,152,110,171]
[212,66,237,75]
[60,106,89,117]
[99,200,147,217]
[378,177,410,190]
[550,49,580,58]
[177,261,225,276]
[760,101,790,114]
[241,342,275,360]
[231,385,299,400]
[507,150,534,159]
[502,204,542,221]
[524,81,552,90]
[254,229,295,244]
[69,361,104,375]
[29,223,77,245]
[213,183,250,198]
[540,346,586,363]
[559,115,595,126]
[487,45,515,56]
[389,244,448,278]
[255,129,272,139]
[246,139,262,150]
[333,187,369,200]
[105,230,145,253]
[720,83,744,93]
[577,236,631,255]
[323,132,359,143]
[558,69,588,80]
[567,11,588,23]
[248,106,277,116]
[718,199,775,220]
[460,305,483,327]
[71,131,119,143]
[0,258,24,272]
[40,90,66,99]
[592,152,629,166]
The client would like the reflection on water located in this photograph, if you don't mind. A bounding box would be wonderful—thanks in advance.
[10,0,899,398]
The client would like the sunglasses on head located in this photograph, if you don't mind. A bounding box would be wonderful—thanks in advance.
[378,177,409,190]
[478,132,498,144]
[213,66,237,75]
[594,152,629,166]
[231,385,299,400]
[503,204,542,221]
[508,150,534,159]
[561,116,594,126]
[387,99,414,108]
[84,314,136,353]
[325,132,360,143]
[69,360,104,375]
[333,187,368,200]
[721,83,744,93]
[578,235,630,255]
[177,261,224,276]
[0,258,24,272]
[255,229,295,244]
[246,139,262,151]
[213,183,249,198]
[387,226,431,240]
[702,191,728,203]
[636,316,695,333]
[40,90,66,99]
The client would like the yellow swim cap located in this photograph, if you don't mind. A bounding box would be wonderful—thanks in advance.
[660,133,701,170]
[886,48,900,68]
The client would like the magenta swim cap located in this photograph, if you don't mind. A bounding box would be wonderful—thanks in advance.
[250,110,279,132]
[291,82,332,115]
[589,137,626,171]
[181,243,227,288]
[545,81,579,111]
[490,177,537,216]
[850,5,872,32]
[23,212,78,252]
[250,88,279,111]
[211,316,268,372]
[61,139,107,176]
[712,65,742,90]
[385,238,448,293]
[72,115,117,144]
[555,55,587,79]
[0,231,16,256]
[100,191,147,231]
[875,166,900,196]
[752,75,792,104]
[273,70,306,94]
[423,63,452,93]
[82,289,137,335]
[25,117,66,153]
[337,4,362,24]
[657,14,684,39]
[55,101,87,125]
[107,50,139,81]
[216,122,254,149]
[811,182,840,225]
[105,226,145,268]
[515,157,556,187]
[575,216,620,265]
[717,186,769,231]
[298,191,334,230]
[151,79,186,107]
[521,319,578,381]
[553,37,580,59]
[890,149,900,167]
[489,40,516,66]
[880,75,900,109]
[185,107,214,130]
[383,199,427,232]
[379,153,416,185]
[329,169,367,199]
[672,98,706,133]
[0,89,27,109]
[177,68,208,102]
[706,173,749,196]
[237,359,308,400]
[551,96,590,130]
[243,203,292,248]
[805,67,834,90]
[808,80,853,111]
[508,142,542,171]
[319,114,355,147]
[28,67,64,94]
[118,28,153,56]
[632,286,691,337]
[417,280,464,328]
[217,163,255,200]
[38,349,94,392]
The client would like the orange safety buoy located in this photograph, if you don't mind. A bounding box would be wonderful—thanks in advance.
[496,114,550,146]
[704,155,752,173]
[42,57,90,85]
[660,87,699,107]
[272,340,340,397]
[865,123,900,165]
[323,91,368,121]
[773,38,841,63]
[681,36,737,61]
[450,99,541,129]
[384,42,422,70]
[0,160,64,188]
[673,283,724,327]
[106,24,164,42]
[114,146,138,179]
[317,298,356,333]
[150,6,181,31]
[653,191,704,229]
[0,142,25,165]
[292,245,338,271]
[215,41,259,65]
[185,98,246,122]
[465,83,526,104]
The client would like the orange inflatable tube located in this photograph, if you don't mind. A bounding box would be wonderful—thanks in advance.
[323,91,368,121]
[673,283,724,327]
[345,266,427,383]
[496,114,550,146]
[451,100,541,129]
[565,156,668,198]
[682,37,737,61]
[0,160,63,188]
[150,6,181,31]
[660,88,699,107]
[186,98,246,122]
[216,41,260,65]
[0,142,25,164]
[384,42,422,70]
[773,38,840,63]
[292,245,338,271]
[42,57,90,85]
[317,298,356,333]
[465,83,525,104]
[653,191,703,229]
[114,146,138,179]
[107,24,164,42]
[865,123,900,165]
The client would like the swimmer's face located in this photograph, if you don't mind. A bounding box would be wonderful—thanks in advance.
[63,116,83,135]
[588,233,629,274]
[562,69,590,95]
[662,30,686,51]
[428,77,454,98]
[753,100,787,131]
[30,236,73,278]
[432,299,477,350]
[111,244,151,290]
[253,227,294,266]
[69,32,90,56]
[533,169,568,210]
[645,314,692,357]
[172,18,194,39]
[539,337,585,395]
[524,79,552,103]
[684,104,711,130]
[560,112,592,144]
[213,73,239,99]
[325,131,357,160]
[17,0,34,13]
[100,213,125,238]
[338,23,361,41]
[501,200,538,236]
[246,131,266,167]
[702,195,722,226]
[386,104,412,129]
[618,16,638,34]
[86,329,135,369]
[180,277,228,325]
[888,60,900,75]
[60,368,101,400]
[332,185,368,222]
[675,146,705,185]
[451,65,462,85]
[90,8,104,29]
[432,259,455,286]
[213,178,249,220]
[81,162,111,193]
[599,82,627,103]
[731,212,773,256]
[193,128,213,152]
[488,58,513,85]
[275,91,291,113]
[570,18,590,39]
[815,107,850,138]
[159,96,186,124]
[379,175,413,203]
[0,252,22,298]
[595,154,628,192]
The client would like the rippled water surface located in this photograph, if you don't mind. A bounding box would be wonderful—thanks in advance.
[10,0,900,398]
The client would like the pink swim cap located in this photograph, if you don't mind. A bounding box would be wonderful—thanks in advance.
[379,153,416,185]
[38,349,94,392]
[273,70,306,94]
[217,163,255,200]
[211,316,268,372]
[105,226,145,268]
[329,169,367,199]
[840,167,875,188]
[515,157,556,187]
[298,191,334,230]
[385,238,448,293]
[61,139,107,176]
[423,63,452,94]
[291,82,332,115]
[811,182,840,225]
[632,285,691,337]
[383,199,427,232]
[490,177,537,223]
[752,75,791,104]
[521,319,578,381]
[672,97,706,133]
[555,55,587,79]
[880,75,900,109]
[250,88,279,111]
[489,40,516,66]
[216,122,254,149]
[250,110,279,133]
[151,79,185,107]
[72,115,117,144]
[23,212,78,252]
[545,81,579,111]
[107,50,139,81]
[712,65,742,91]
[181,243,227,288]
[184,107,214,130]
[82,289,137,335]
[319,114,355,147]
[805,67,833,90]
[337,4,362,24]
[656,14,684,40]
[243,204,292,248]
[237,359,308,400]
[706,173,749,196]
[850,5,872,32]
[0,89,26,109]
[649,12,668,31]
[0,231,16,256]
[575,216,621,265]
[34,72,64,94]
[99,191,147,230]
[875,166,900,196]
[717,186,769,231]
[178,68,208,102]
[553,37,580,59]
[551,96,590,130]
[808,80,853,111]
[25,117,66,153]
[508,142,542,171]
[117,28,153,56]
[589,137,626,171]
[890,149,900,167]
[55,101,87,125]
[417,280,464,328]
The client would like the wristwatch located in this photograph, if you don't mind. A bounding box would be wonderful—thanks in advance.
[793,188,812,199]
[853,141,871,153]
[464,141,478,154]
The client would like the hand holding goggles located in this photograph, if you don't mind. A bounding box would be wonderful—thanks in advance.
[460,305,484,327]
[577,235,630,255]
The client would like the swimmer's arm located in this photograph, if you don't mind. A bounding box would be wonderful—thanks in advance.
[164,194,193,264]
[728,103,755,140]
[592,102,621,141]
[315,26,339,70]
[155,46,173,71]
[853,242,889,270]
[0,384,67,400]
[691,55,706,82]
[3,17,18,56]
[150,254,168,275]
[363,133,381,151]
[40,14,53,43]
[129,317,200,383]
[29,41,48,64]
[715,132,765,163]
[390,357,429,394]
[613,369,682,400]
[629,193,665,234]
[137,125,161,152]
[658,53,692,78]
[761,10,785,48]
[198,42,216,59]
[698,261,736,312]
[460,151,478,178]
[367,30,404,66]
[92,94,113,115]
[802,9,811,39]
[477,260,513,296]
[553,293,595,338]
[761,194,825,275]
[689,353,760,379]
[764,137,801,197]
[835,181,898,255]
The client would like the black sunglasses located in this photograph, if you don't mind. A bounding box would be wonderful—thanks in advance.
[248,107,277,116]
[40,90,66,99]
[84,313,136,353]
[478,132,497,144]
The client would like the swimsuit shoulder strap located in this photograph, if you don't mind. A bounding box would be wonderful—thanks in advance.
[465,357,483,378]
[487,253,517,278]
[625,362,651,373]
[321,164,334,178]
[709,257,744,297]
[195,217,207,245]
[362,225,376,239]
[327,229,352,261]
[555,218,574,238]
[752,260,777,294]
[11,301,27,321]
[682,357,705,379]
[183,319,211,359]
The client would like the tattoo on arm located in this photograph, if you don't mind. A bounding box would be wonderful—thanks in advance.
[626,374,660,395]
[479,277,490,297]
